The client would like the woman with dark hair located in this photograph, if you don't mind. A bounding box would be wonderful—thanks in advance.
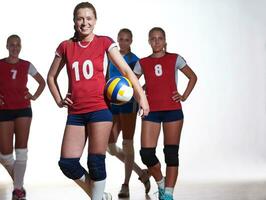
[47,2,149,200]
[107,28,150,198]
[134,27,197,200]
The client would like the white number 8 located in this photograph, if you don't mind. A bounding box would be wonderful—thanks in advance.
[154,64,163,76]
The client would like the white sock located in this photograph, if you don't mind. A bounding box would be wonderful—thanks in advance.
[0,152,14,178]
[74,171,92,197]
[165,187,174,195]
[122,139,134,184]
[14,148,28,189]
[91,179,106,200]
[156,177,165,189]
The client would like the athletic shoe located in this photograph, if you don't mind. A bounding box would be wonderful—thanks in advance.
[138,169,151,194]
[118,184,129,198]
[163,193,173,200]
[158,187,165,200]
[12,188,26,200]
[102,192,112,200]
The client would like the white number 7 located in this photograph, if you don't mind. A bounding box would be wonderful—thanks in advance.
[11,69,18,79]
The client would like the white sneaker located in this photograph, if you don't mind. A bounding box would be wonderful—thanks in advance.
[118,184,129,198]
[102,192,112,200]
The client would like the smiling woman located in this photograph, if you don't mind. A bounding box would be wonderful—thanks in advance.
[46,2,148,200]
[0,35,45,200]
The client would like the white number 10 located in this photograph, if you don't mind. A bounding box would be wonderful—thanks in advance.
[72,60,94,81]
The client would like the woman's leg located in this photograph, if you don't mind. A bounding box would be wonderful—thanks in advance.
[0,121,15,178]
[162,119,183,198]
[87,121,112,200]
[13,117,32,190]
[140,120,162,180]
[58,125,92,196]
[120,112,137,185]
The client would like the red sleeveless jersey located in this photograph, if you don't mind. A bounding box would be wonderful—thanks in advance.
[56,35,116,114]
[139,53,183,112]
[0,59,31,110]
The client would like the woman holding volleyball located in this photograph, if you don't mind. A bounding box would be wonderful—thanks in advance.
[47,2,149,200]
[0,34,46,200]
[134,27,197,200]
[107,28,150,198]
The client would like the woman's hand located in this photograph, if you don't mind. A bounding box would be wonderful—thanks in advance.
[24,92,37,101]
[172,91,186,102]
[138,94,150,117]
[57,93,73,108]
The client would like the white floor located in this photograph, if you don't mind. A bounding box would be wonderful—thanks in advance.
[1,179,266,200]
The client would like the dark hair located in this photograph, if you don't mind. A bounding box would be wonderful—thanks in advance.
[148,27,166,39]
[118,28,133,52]
[72,2,97,41]
[7,34,21,45]
[149,27,167,51]
[118,28,133,39]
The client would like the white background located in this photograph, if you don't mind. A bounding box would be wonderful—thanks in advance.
[0,0,266,186]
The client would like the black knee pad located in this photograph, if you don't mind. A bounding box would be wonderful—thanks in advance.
[163,145,179,167]
[58,157,85,180]
[87,154,106,181]
[140,147,159,167]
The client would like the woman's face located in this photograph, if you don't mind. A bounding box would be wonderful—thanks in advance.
[149,30,166,53]
[74,8,96,38]
[7,37,21,58]
[117,32,132,53]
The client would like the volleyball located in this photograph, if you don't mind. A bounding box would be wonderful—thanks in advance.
[105,76,134,104]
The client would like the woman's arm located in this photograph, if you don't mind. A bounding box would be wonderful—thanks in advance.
[108,47,149,116]
[47,56,72,107]
[173,65,197,102]
[27,72,46,100]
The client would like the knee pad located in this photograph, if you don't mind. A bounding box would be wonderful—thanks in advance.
[58,157,85,180]
[0,153,14,166]
[15,148,28,164]
[122,139,134,155]
[140,147,159,167]
[163,145,179,167]
[87,154,106,181]
[107,143,121,156]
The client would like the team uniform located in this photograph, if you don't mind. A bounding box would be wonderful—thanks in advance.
[55,35,117,125]
[135,52,188,200]
[0,59,37,121]
[56,36,117,200]
[108,52,139,114]
[133,52,186,122]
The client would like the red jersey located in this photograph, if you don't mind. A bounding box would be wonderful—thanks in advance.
[0,59,37,110]
[56,35,116,114]
[134,53,187,112]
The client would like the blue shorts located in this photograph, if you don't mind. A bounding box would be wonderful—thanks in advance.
[142,109,184,123]
[0,108,32,121]
[110,99,138,115]
[66,109,113,126]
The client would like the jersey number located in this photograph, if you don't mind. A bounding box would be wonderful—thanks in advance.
[154,64,163,76]
[11,69,18,79]
[72,60,94,81]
